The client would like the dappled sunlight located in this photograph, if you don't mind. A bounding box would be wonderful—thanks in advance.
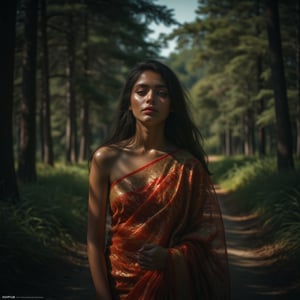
[222,213,259,222]
[216,188,300,298]
[228,246,280,268]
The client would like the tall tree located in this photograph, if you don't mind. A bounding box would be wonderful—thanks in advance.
[256,0,266,156]
[296,0,300,156]
[265,0,294,170]
[79,11,90,161]
[256,56,266,156]
[18,0,38,182]
[65,12,78,163]
[0,0,19,202]
[40,0,54,166]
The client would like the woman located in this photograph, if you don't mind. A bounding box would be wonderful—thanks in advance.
[87,60,229,300]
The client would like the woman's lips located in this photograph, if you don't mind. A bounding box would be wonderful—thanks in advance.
[142,107,157,113]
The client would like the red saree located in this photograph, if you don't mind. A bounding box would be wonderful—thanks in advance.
[105,150,229,299]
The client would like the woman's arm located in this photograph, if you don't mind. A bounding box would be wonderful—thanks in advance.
[87,148,112,300]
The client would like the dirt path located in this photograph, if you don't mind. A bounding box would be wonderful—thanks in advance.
[53,243,94,300]
[217,186,300,299]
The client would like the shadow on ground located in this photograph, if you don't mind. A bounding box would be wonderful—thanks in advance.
[217,187,300,300]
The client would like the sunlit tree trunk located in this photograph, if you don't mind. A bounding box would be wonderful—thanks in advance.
[0,0,19,202]
[40,0,54,166]
[65,14,78,163]
[265,0,294,170]
[79,12,90,161]
[18,0,38,182]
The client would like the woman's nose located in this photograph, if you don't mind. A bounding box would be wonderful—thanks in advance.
[145,90,155,103]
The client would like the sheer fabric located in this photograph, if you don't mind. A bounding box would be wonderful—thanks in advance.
[105,150,229,299]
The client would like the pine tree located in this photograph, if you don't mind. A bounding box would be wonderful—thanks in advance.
[18,0,38,182]
[40,0,54,166]
[0,0,19,202]
[266,0,294,170]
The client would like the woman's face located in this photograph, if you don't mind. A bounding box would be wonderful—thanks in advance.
[130,70,171,127]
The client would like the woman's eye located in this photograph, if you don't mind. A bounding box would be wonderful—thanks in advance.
[158,90,168,98]
[136,90,146,96]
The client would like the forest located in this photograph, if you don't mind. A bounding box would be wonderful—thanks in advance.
[0,0,300,297]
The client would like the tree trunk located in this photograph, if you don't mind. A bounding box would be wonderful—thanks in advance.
[79,13,90,161]
[0,0,19,202]
[220,132,226,155]
[257,99,266,156]
[255,0,266,157]
[39,99,45,161]
[265,0,294,171]
[257,56,266,156]
[40,0,54,166]
[225,125,232,157]
[244,109,255,156]
[296,0,300,156]
[18,0,38,182]
[65,14,78,164]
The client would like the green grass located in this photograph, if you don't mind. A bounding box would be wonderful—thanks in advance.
[210,156,300,256]
[0,162,89,290]
[209,155,259,184]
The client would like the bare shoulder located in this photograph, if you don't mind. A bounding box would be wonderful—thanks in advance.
[91,145,122,170]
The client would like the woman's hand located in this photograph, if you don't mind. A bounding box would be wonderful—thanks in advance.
[137,243,168,270]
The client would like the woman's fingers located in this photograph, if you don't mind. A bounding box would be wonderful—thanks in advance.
[137,244,167,270]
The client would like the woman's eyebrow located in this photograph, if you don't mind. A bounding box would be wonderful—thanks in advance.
[134,83,168,88]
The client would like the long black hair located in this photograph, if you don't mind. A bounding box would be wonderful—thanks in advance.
[102,60,209,171]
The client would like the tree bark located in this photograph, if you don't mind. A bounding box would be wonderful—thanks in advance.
[40,0,54,166]
[0,0,19,202]
[65,14,78,163]
[255,0,266,157]
[79,12,90,161]
[244,108,255,156]
[296,0,300,156]
[265,0,294,170]
[225,125,232,157]
[18,0,38,182]
[257,56,266,156]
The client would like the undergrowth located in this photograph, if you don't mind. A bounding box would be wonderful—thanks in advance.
[0,162,89,292]
[210,156,300,257]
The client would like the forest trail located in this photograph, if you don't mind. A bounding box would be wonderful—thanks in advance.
[217,186,300,299]
[50,188,300,300]
[51,242,94,300]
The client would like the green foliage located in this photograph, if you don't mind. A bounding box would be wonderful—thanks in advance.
[0,163,88,287]
[210,156,300,256]
[168,0,298,156]
[166,49,204,89]
[14,0,177,161]
[220,156,277,191]
[209,155,258,183]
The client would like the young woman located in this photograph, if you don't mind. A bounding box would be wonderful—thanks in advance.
[87,60,229,300]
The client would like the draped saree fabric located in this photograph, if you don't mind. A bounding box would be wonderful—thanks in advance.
[105,150,230,299]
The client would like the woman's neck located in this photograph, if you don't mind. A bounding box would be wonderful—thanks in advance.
[130,122,167,152]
